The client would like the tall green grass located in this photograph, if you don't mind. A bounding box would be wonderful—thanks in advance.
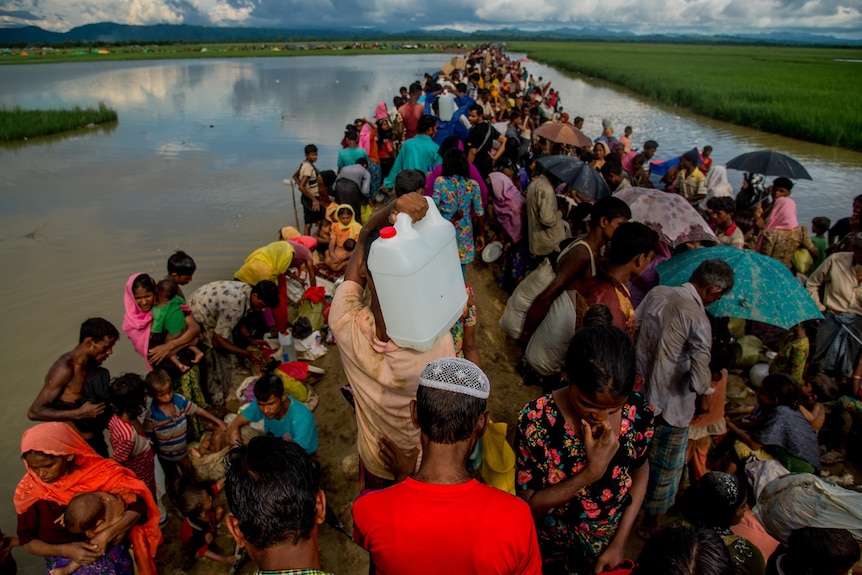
[512,42,862,151]
[0,103,118,141]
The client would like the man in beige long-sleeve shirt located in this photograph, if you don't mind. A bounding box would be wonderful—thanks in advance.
[525,173,565,259]
[806,237,862,377]
[806,249,862,316]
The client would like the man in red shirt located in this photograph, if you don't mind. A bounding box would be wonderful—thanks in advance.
[398,82,424,141]
[352,357,541,575]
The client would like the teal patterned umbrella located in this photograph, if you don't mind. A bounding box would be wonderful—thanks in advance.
[656,245,822,329]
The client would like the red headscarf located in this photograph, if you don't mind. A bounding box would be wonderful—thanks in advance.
[15,422,162,575]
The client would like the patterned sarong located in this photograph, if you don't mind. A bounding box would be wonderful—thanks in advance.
[643,417,689,514]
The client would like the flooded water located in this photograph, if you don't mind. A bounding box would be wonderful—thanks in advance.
[1,53,861,571]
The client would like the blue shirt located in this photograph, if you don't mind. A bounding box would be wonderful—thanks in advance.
[337,147,368,169]
[383,134,441,190]
[240,398,318,454]
[144,393,197,461]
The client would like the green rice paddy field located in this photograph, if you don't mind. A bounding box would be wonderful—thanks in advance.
[511,42,862,151]
[0,103,117,141]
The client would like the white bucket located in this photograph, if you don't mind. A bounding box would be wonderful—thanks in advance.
[368,196,466,351]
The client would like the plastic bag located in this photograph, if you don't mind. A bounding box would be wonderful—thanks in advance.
[749,363,770,389]
[792,247,814,275]
[735,335,769,369]
[754,473,862,543]
[235,369,308,404]
[298,287,327,331]
[744,458,790,499]
[481,419,516,495]
[295,330,327,360]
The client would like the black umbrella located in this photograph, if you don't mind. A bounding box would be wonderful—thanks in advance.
[537,155,611,200]
[725,150,812,180]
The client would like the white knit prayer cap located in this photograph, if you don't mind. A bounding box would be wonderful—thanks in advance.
[419,357,490,400]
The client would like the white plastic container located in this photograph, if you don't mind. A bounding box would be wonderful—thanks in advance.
[278,330,297,362]
[368,196,467,351]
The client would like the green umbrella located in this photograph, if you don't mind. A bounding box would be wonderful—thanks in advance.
[656,245,822,329]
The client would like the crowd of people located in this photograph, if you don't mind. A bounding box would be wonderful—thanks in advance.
[7,44,862,575]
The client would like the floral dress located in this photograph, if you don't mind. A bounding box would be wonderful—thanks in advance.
[769,332,809,385]
[432,175,484,264]
[516,392,654,573]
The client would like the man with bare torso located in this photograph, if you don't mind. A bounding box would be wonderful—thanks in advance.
[28,318,119,456]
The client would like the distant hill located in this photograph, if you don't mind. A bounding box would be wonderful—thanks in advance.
[1,22,860,47]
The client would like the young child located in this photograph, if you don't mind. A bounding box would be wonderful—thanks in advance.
[188,420,228,459]
[179,479,234,566]
[293,144,324,236]
[700,145,713,173]
[166,250,196,298]
[144,369,226,500]
[799,372,835,435]
[0,528,17,575]
[323,237,356,277]
[619,125,633,153]
[686,343,732,482]
[766,527,860,575]
[312,202,337,258]
[822,372,862,464]
[810,216,830,270]
[725,373,821,474]
[152,279,204,373]
[57,492,130,575]
[768,321,809,385]
[107,374,156,499]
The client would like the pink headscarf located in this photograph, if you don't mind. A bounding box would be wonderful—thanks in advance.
[122,273,154,367]
[765,197,799,230]
[374,102,388,121]
[622,150,638,173]
[489,172,525,243]
[359,122,373,156]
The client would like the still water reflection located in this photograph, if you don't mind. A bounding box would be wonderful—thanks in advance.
[1,53,861,572]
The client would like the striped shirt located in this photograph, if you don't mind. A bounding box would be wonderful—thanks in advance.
[108,414,156,497]
[144,394,197,461]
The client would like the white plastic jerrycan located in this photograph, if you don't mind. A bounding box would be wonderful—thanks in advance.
[368,196,467,351]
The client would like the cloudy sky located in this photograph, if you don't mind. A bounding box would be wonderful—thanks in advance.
[1,0,860,36]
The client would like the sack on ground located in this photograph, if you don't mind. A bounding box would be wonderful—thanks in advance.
[754,473,862,543]
[524,290,578,376]
[499,257,555,339]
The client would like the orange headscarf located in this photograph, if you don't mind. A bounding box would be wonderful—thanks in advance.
[15,422,162,575]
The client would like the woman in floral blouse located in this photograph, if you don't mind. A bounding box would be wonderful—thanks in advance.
[431,148,485,278]
[516,323,655,574]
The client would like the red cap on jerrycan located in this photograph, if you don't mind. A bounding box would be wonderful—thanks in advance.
[379,226,397,239]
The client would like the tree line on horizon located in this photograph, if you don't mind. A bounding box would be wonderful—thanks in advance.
[1,21,859,49]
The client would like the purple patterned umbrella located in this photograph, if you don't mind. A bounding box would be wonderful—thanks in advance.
[613,187,717,248]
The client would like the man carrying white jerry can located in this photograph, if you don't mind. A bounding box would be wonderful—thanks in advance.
[330,192,461,492]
